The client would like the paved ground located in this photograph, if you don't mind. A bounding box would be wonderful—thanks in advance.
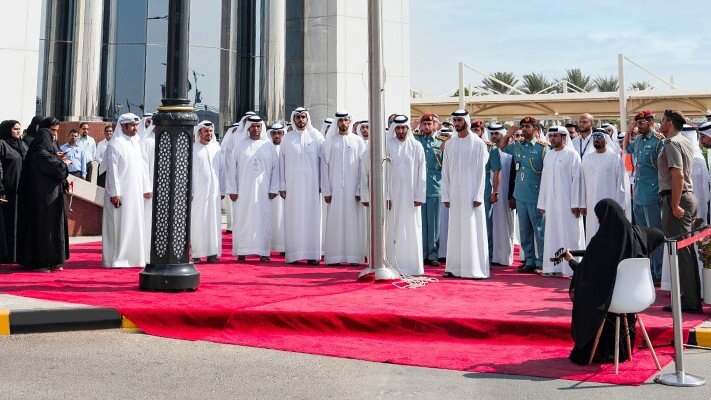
[1,329,710,400]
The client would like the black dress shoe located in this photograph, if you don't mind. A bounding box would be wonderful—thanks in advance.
[307,259,319,265]
[225,230,232,234]
[663,305,703,314]
[517,265,538,274]
[430,260,440,267]
[442,271,457,278]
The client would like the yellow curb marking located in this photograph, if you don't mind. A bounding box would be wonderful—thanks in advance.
[0,309,10,335]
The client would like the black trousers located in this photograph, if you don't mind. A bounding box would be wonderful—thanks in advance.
[660,192,702,309]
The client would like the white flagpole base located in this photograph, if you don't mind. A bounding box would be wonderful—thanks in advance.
[357,266,400,281]
[655,372,706,387]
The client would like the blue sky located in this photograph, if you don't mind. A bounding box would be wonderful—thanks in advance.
[410,0,711,96]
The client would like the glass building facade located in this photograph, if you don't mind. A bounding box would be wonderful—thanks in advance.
[37,0,304,137]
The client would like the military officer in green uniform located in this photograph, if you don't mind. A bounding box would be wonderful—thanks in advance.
[623,109,665,280]
[414,113,447,266]
[498,116,547,273]
[471,119,495,258]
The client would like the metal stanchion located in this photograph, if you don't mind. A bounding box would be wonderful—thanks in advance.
[655,239,705,387]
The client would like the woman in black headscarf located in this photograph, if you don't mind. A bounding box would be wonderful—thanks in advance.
[563,198,665,365]
[22,115,44,147]
[0,120,29,263]
[16,122,70,272]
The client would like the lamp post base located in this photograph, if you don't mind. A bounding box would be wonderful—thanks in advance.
[139,263,200,292]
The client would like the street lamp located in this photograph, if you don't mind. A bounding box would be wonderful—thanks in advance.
[139,0,200,291]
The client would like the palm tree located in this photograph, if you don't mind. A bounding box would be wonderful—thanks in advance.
[480,71,519,94]
[563,68,593,92]
[519,73,553,94]
[629,81,653,91]
[594,75,619,92]
[451,87,474,97]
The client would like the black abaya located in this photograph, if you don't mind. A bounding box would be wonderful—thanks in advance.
[0,120,29,263]
[568,199,665,365]
[17,128,70,269]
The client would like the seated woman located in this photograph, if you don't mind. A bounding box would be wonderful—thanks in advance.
[563,198,665,365]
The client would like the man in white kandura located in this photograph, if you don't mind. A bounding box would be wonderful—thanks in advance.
[579,129,630,243]
[681,124,710,224]
[488,123,515,266]
[223,112,256,234]
[279,107,324,265]
[191,121,224,263]
[321,111,366,265]
[269,123,286,254]
[355,120,370,261]
[228,115,279,262]
[385,115,426,275]
[538,126,584,277]
[220,122,238,233]
[441,110,490,279]
[139,115,156,260]
[102,113,151,268]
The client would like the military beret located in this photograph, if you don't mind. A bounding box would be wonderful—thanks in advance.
[634,110,655,121]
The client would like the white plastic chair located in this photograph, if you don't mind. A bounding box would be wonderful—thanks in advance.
[588,258,662,374]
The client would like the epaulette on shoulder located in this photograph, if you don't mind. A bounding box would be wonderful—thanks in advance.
[654,132,665,140]
[413,131,424,136]
[536,139,549,147]
[436,134,450,141]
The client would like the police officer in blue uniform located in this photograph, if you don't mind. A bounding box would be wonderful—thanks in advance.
[414,113,446,266]
[499,117,547,273]
[623,109,665,281]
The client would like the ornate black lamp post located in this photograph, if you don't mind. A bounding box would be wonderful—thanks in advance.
[139,0,200,291]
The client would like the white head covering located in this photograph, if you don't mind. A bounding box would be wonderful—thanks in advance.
[241,115,268,141]
[233,111,256,140]
[546,125,573,148]
[320,117,333,137]
[591,128,618,153]
[450,110,483,143]
[356,120,369,140]
[193,120,216,143]
[325,111,353,139]
[387,115,412,141]
[699,122,711,139]
[268,123,285,135]
[118,113,141,126]
[290,107,323,140]
[138,112,153,137]
[680,124,703,158]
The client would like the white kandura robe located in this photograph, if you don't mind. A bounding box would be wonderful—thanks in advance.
[102,131,150,268]
[271,144,285,253]
[229,137,280,256]
[279,129,324,262]
[579,150,630,244]
[191,141,224,258]
[321,133,366,264]
[140,130,155,261]
[491,149,515,266]
[385,137,426,275]
[221,128,241,232]
[537,146,585,276]
[441,133,490,278]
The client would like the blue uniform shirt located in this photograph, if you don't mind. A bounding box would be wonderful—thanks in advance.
[502,140,546,204]
[627,132,664,206]
[60,143,86,177]
[414,133,445,198]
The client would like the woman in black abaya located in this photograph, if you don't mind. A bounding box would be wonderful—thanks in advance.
[0,120,29,263]
[563,198,665,365]
[17,122,70,272]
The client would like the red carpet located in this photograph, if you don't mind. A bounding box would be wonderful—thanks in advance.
[1,235,708,385]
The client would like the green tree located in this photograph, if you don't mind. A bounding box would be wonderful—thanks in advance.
[519,73,553,94]
[480,71,519,94]
[563,68,593,92]
[629,81,653,91]
[451,87,474,97]
[594,75,619,92]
